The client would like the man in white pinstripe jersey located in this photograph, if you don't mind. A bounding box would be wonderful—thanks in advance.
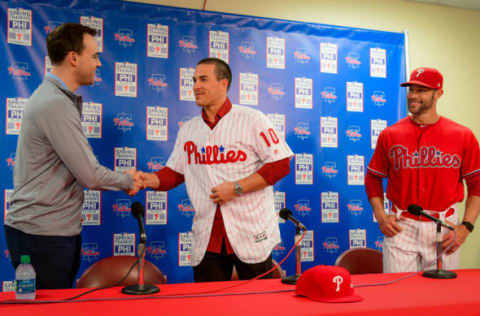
[129,58,293,281]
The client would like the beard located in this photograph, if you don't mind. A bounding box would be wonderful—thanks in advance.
[408,93,435,115]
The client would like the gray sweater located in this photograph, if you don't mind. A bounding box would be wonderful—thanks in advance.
[6,75,133,236]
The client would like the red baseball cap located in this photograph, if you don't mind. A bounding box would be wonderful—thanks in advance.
[295,265,363,303]
[400,67,443,89]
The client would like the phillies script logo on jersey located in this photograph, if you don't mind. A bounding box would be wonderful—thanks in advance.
[389,145,461,170]
[184,141,247,165]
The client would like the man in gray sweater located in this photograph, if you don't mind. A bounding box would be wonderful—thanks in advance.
[4,23,138,289]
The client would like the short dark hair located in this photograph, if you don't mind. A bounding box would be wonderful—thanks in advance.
[197,58,232,91]
[47,23,97,65]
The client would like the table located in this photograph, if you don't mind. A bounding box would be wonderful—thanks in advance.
[1,269,479,316]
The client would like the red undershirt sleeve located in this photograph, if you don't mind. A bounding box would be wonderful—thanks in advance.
[153,167,185,191]
[257,158,290,185]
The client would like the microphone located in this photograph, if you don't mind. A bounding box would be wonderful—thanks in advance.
[279,208,306,230]
[407,204,454,231]
[131,202,147,243]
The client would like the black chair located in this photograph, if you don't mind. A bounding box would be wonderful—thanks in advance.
[77,255,166,288]
[335,248,383,274]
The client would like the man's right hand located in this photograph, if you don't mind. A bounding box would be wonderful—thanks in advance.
[377,214,405,237]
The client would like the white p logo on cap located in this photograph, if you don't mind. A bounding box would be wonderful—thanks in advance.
[415,68,425,78]
[333,275,343,292]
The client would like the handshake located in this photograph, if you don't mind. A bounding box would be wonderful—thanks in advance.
[124,169,149,196]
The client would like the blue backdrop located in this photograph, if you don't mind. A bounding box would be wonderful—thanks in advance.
[0,0,406,290]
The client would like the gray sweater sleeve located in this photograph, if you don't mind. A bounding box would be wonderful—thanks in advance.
[36,95,133,191]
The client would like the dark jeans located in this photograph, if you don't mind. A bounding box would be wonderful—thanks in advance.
[193,246,273,282]
[4,225,82,289]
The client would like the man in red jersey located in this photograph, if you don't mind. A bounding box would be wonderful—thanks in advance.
[128,58,293,281]
[365,67,480,272]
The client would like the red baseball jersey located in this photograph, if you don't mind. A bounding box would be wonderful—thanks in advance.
[167,104,293,266]
[367,116,480,211]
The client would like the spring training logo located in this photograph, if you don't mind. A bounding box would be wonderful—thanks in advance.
[389,145,461,170]
[347,200,364,216]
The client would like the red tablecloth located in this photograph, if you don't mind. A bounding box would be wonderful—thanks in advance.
[1,269,479,316]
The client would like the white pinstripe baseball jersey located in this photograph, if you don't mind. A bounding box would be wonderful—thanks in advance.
[167,104,293,266]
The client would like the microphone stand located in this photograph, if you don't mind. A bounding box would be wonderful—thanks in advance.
[422,222,457,279]
[281,225,302,285]
[122,221,160,294]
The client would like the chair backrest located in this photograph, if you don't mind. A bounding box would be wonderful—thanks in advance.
[231,259,285,280]
[76,256,166,288]
[335,248,383,274]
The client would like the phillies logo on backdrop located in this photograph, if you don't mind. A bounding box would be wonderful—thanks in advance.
[371,91,387,107]
[347,199,364,216]
[294,199,312,216]
[81,243,100,262]
[294,48,311,64]
[147,241,167,260]
[43,20,62,34]
[8,62,31,80]
[184,141,247,165]
[321,161,338,178]
[323,237,340,254]
[178,35,198,53]
[321,87,337,104]
[113,112,134,132]
[268,83,285,100]
[4,249,10,260]
[294,122,311,140]
[178,199,195,217]
[112,199,131,218]
[178,116,193,128]
[148,73,168,92]
[272,243,286,256]
[345,52,361,69]
[114,28,135,47]
[147,157,165,171]
[92,68,102,86]
[238,41,256,59]
[389,145,461,170]
[6,153,16,170]
[346,125,362,142]
[375,236,384,250]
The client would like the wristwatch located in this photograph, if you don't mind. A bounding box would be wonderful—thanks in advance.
[461,221,474,232]
[234,181,244,196]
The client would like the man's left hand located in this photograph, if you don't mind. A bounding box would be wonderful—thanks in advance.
[442,221,470,254]
[210,182,236,205]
